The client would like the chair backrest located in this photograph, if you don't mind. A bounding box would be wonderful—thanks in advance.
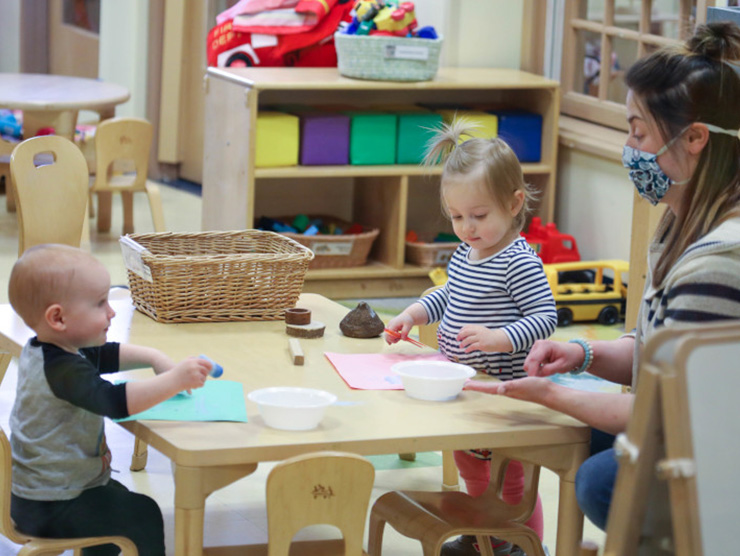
[418,286,441,349]
[0,426,29,545]
[10,135,89,256]
[266,451,375,556]
[92,117,153,193]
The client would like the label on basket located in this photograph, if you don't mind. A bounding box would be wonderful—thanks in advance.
[311,241,354,256]
[434,249,454,265]
[384,44,430,61]
[119,236,153,282]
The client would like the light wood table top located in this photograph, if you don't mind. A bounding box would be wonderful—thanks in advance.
[0,293,589,556]
[0,73,130,138]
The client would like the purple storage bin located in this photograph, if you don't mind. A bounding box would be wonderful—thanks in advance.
[299,113,350,165]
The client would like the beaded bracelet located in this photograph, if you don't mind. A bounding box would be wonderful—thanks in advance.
[569,338,594,375]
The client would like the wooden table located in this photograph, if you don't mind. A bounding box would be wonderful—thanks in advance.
[0,73,130,139]
[0,294,589,556]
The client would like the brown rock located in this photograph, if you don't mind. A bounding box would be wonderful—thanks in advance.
[339,301,385,338]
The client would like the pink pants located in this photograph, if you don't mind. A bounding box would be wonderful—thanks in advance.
[454,450,544,540]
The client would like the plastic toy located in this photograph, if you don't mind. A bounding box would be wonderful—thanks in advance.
[522,217,581,264]
[543,260,629,326]
[373,2,416,36]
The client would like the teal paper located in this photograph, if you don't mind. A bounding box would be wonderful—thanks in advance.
[115,380,248,423]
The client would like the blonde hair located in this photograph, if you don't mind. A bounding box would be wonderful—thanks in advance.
[625,22,740,286]
[8,244,100,329]
[423,118,535,233]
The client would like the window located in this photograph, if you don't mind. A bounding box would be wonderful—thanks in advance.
[556,0,715,131]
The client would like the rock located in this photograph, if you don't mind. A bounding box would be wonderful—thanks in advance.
[339,301,385,338]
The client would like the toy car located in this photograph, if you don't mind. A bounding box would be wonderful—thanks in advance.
[543,260,629,326]
[523,217,580,264]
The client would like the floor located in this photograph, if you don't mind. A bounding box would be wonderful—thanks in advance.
[0,182,608,555]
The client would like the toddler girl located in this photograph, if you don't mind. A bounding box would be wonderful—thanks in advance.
[386,120,557,556]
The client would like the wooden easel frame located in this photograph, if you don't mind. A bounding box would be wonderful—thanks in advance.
[603,321,740,556]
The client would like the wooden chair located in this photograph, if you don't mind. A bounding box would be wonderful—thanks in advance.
[10,135,91,256]
[91,117,165,235]
[263,451,375,556]
[0,426,138,556]
[367,451,544,556]
[1,137,16,212]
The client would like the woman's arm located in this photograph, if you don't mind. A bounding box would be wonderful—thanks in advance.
[465,377,635,434]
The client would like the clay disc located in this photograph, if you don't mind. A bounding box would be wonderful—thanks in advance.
[286,321,326,339]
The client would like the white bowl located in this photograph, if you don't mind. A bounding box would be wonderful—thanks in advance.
[247,387,337,431]
[391,361,476,401]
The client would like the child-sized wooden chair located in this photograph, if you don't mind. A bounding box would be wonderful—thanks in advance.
[91,117,165,235]
[0,426,138,556]
[240,451,375,556]
[367,450,545,556]
[10,135,91,256]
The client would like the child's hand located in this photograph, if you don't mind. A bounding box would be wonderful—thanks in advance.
[170,357,211,394]
[385,313,415,344]
[457,325,511,353]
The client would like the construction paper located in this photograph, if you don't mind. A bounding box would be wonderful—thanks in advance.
[324,351,449,390]
[115,380,248,422]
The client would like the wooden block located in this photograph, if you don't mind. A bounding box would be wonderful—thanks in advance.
[289,338,304,366]
[286,321,326,339]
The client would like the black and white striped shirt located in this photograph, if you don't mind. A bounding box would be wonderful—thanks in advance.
[419,237,557,380]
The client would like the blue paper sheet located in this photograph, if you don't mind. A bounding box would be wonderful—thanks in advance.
[115,380,248,423]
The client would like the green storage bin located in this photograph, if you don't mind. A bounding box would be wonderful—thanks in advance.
[348,112,397,165]
[396,111,444,164]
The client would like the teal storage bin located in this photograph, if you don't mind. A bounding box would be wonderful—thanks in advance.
[348,112,397,165]
[396,112,443,164]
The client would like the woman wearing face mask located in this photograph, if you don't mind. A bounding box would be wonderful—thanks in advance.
[464,21,740,531]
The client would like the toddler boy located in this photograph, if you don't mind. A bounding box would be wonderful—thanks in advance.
[8,244,212,556]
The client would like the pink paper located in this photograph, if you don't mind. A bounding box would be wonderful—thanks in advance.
[325,352,449,390]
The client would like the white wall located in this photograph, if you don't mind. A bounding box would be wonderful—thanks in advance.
[556,148,634,261]
[98,0,150,119]
[0,0,21,72]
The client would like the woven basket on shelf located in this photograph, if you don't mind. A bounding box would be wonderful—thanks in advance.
[120,230,314,323]
[406,240,460,267]
[277,215,379,269]
[334,32,443,82]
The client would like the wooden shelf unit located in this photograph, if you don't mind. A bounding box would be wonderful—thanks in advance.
[202,67,560,298]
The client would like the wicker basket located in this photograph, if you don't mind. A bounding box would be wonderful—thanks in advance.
[120,230,314,323]
[334,32,443,82]
[277,215,379,269]
[406,239,460,267]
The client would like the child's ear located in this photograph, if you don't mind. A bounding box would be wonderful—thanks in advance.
[510,190,525,216]
[45,304,66,331]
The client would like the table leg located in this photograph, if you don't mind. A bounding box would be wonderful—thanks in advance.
[173,462,258,556]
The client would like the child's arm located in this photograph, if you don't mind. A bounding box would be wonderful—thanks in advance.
[125,357,211,416]
[119,344,177,375]
[385,302,430,344]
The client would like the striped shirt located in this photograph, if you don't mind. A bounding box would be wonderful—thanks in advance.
[419,237,557,380]
[632,215,740,389]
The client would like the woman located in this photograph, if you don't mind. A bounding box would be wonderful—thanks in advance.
[466,21,740,531]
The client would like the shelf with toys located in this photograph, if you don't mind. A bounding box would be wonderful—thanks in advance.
[202,66,560,298]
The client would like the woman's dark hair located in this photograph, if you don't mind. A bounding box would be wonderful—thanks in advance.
[625,22,740,286]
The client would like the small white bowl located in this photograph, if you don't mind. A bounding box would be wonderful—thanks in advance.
[391,361,476,401]
[247,387,337,431]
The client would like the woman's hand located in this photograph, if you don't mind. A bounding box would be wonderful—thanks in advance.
[523,339,585,377]
[465,376,553,405]
[457,325,512,353]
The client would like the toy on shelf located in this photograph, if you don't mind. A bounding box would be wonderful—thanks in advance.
[522,217,581,264]
[543,259,629,327]
[343,0,434,39]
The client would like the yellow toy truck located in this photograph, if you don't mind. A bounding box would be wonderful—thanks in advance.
[543,260,629,326]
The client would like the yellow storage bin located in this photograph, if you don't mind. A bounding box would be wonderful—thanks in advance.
[436,110,498,140]
[256,111,299,167]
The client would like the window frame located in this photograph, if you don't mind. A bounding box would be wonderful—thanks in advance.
[552,0,715,132]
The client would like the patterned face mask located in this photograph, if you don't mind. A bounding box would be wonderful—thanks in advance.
[622,123,740,206]
[621,131,686,206]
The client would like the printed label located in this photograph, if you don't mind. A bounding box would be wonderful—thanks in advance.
[119,236,153,282]
[434,249,455,265]
[384,44,430,61]
[311,241,354,256]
